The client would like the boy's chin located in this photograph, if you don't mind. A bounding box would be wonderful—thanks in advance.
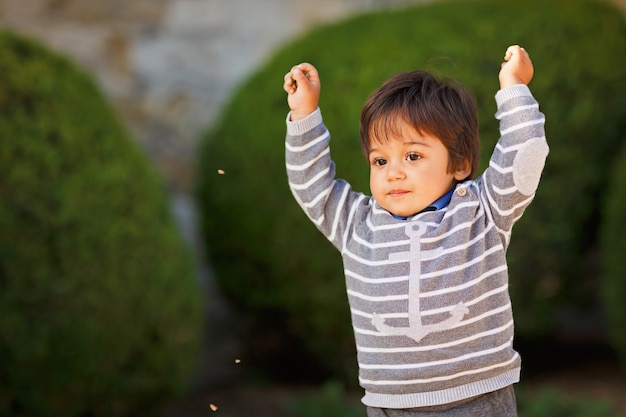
[377,200,423,218]
[387,208,419,218]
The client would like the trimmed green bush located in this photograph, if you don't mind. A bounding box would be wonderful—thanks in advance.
[600,141,626,368]
[197,0,626,380]
[0,32,202,416]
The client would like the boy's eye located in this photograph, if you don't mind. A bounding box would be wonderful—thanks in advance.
[407,152,421,161]
[372,157,387,166]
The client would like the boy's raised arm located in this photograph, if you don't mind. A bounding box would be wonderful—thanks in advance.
[499,45,534,88]
[284,63,321,121]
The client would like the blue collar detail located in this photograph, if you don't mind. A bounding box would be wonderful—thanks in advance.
[429,187,455,211]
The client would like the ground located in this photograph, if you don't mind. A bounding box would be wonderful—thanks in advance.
[161,354,626,417]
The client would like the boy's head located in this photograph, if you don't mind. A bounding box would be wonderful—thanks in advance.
[359,70,480,217]
[360,70,480,177]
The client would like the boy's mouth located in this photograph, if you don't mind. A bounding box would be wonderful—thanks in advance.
[388,190,409,197]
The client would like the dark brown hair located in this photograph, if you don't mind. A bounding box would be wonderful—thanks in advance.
[359,70,480,179]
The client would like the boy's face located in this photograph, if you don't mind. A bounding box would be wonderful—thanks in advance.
[368,120,469,218]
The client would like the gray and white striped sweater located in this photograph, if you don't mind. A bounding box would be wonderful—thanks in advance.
[285,84,548,408]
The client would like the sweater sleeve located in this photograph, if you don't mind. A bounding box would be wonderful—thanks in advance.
[480,84,548,246]
[285,108,363,251]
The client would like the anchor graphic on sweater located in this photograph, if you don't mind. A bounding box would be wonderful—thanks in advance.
[372,222,469,343]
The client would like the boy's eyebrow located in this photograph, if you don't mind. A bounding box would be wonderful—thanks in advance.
[404,138,432,147]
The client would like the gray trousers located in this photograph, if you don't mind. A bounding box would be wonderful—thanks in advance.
[366,385,517,417]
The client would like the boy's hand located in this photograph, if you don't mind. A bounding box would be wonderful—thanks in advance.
[499,45,534,88]
[284,63,320,121]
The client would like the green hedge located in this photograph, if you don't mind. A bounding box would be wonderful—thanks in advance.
[600,141,626,368]
[0,32,202,416]
[197,0,626,380]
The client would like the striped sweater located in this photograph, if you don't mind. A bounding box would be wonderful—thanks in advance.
[285,84,548,408]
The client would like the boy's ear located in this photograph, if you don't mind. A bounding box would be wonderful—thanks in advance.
[453,159,472,181]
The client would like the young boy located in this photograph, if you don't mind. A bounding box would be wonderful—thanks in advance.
[283,45,547,416]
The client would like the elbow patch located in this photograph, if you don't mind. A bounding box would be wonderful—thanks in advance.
[513,138,549,196]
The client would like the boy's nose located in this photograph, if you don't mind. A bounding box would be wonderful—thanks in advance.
[387,162,406,180]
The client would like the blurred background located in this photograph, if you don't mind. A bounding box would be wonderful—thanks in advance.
[1,0,626,416]
[1,0,436,193]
